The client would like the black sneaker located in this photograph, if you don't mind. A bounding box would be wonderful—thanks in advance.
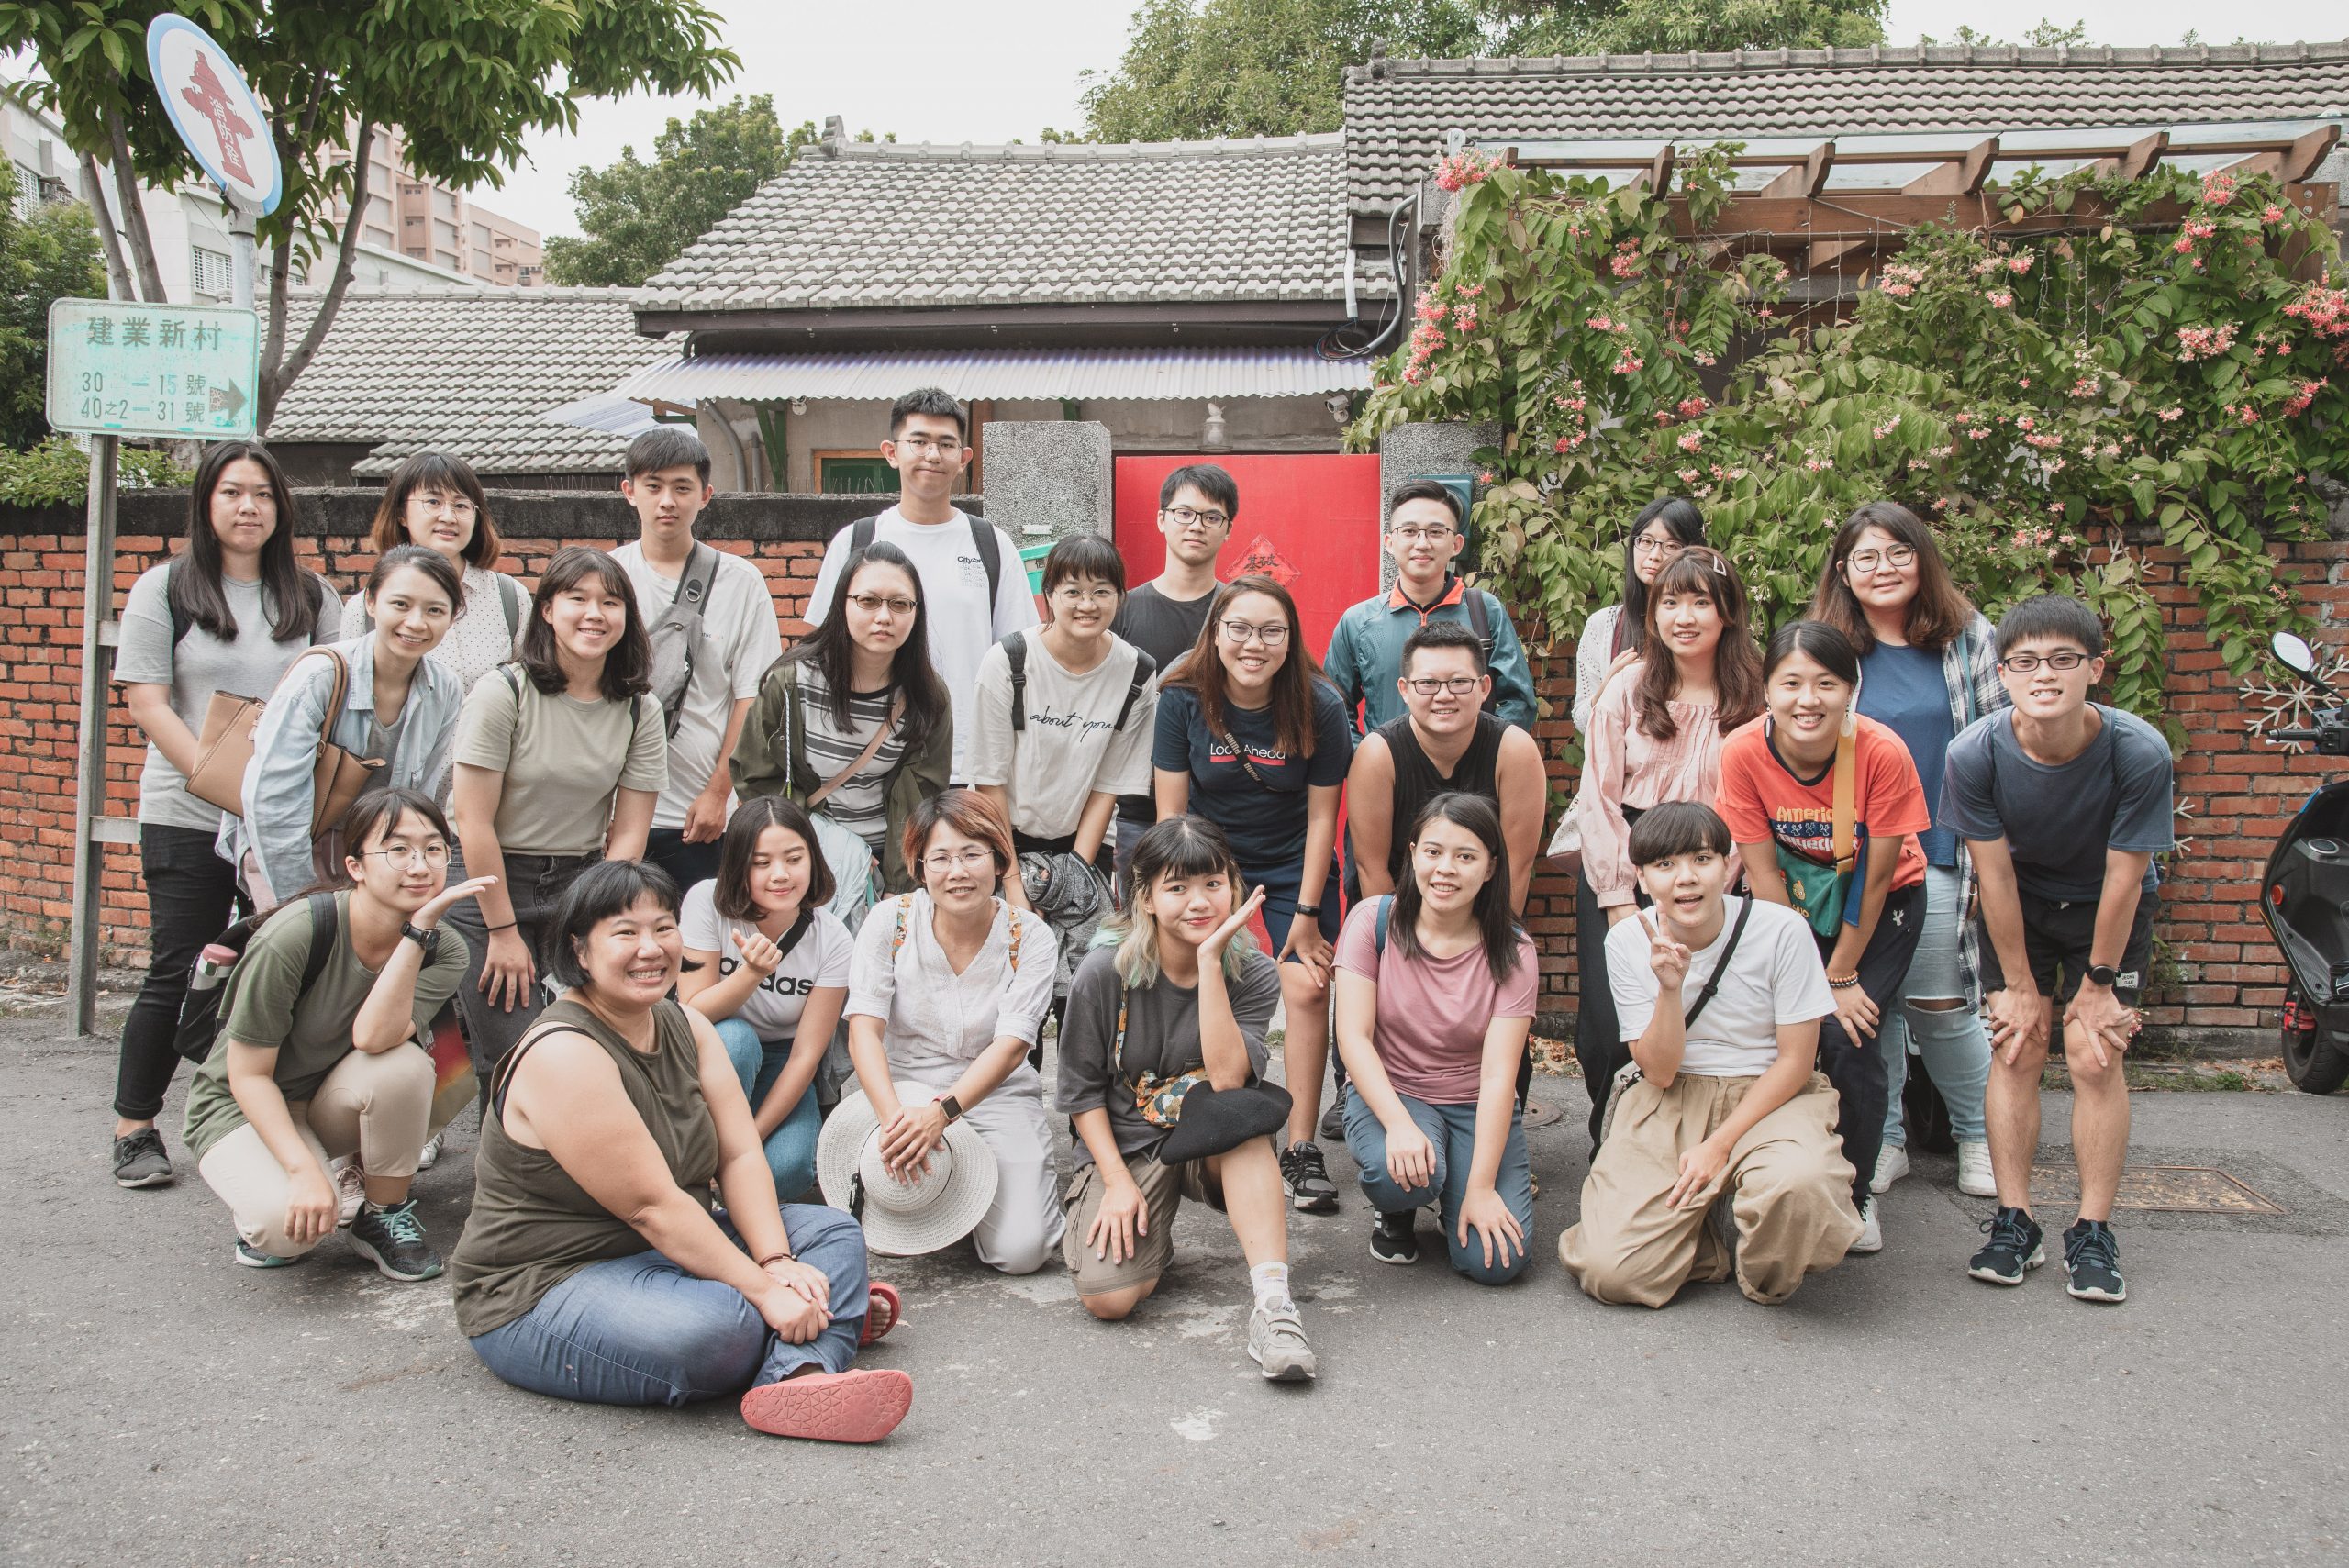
[234,1239,301,1269]
[112,1128,174,1188]
[1369,1208,1419,1265]
[1319,1101,1345,1140]
[1967,1206,2045,1285]
[346,1198,444,1282]
[2063,1218,2127,1303]
[1280,1141,1340,1213]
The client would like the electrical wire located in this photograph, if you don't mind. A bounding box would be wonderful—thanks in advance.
[1318,195,1415,361]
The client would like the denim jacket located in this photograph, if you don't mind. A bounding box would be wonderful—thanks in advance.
[222,634,462,904]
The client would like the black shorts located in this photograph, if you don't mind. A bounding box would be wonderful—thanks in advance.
[1975,887,2158,1007]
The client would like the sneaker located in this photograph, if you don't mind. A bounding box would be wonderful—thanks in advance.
[1967,1206,2045,1285]
[1369,1209,1419,1266]
[346,1198,444,1282]
[2063,1218,2127,1304]
[1956,1140,1997,1198]
[331,1157,366,1226]
[1319,1100,1346,1140]
[740,1368,912,1443]
[417,1132,444,1172]
[1279,1141,1340,1214]
[1849,1199,1884,1254]
[112,1128,174,1188]
[234,1239,300,1269]
[1870,1144,1909,1195]
[1247,1301,1317,1382]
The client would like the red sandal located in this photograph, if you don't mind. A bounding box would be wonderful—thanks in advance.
[860,1280,902,1347]
[740,1368,912,1443]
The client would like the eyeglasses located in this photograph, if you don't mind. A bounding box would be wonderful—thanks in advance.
[849,593,917,617]
[1407,675,1483,696]
[921,847,995,873]
[892,434,962,455]
[1052,585,1119,607]
[1164,505,1230,528]
[1998,651,2090,673]
[366,843,449,868]
[1632,536,1685,558]
[406,494,475,518]
[1220,619,1289,646]
[1847,545,1917,573]
[1390,526,1455,544]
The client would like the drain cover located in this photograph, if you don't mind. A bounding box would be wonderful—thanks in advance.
[2027,1164,2286,1216]
[1521,1097,1564,1128]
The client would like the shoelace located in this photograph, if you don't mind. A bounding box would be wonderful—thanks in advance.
[1980,1210,2033,1253]
[2065,1225,2119,1275]
[373,1203,427,1248]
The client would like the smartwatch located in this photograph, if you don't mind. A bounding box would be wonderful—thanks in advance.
[935,1094,964,1125]
[2085,963,2119,990]
[400,921,442,962]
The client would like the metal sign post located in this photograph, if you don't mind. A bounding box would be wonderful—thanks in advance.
[64,437,119,1037]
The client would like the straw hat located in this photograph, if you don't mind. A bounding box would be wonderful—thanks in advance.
[816,1082,999,1257]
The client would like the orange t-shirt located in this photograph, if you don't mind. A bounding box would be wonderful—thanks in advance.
[1715,714,1931,893]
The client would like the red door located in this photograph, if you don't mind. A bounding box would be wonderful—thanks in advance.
[1113,454,1382,660]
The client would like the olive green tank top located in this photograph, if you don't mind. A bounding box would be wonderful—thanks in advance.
[450,997,720,1337]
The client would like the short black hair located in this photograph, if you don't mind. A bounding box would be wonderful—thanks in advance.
[625,426,711,484]
[1041,533,1125,597]
[1765,619,1859,684]
[517,545,652,702]
[544,859,683,991]
[1401,618,1486,673]
[889,387,968,442]
[1628,801,1734,866]
[714,796,837,922]
[1159,462,1239,520]
[1995,593,2105,659]
[1386,476,1464,528]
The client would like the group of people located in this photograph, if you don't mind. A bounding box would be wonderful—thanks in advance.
[103,386,2174,1444]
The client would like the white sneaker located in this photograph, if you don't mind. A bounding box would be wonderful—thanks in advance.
[1870,1144,1910,1195]
[1247,1300,1317,1382]
[1849,1201,1884,1254]
[330,1156,366,1226]
[417,1132,444,1172]
[1956,1140,1997,1198]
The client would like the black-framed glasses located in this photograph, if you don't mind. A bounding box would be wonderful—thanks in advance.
[1998,651,2089,673]
[1164,504,1230,528]
[1220,619,1289,646]
[1406,675,1483,696]
[1847,545,1917,573]
[849,593,917,616]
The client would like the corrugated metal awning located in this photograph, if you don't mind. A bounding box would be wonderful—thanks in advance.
[612,346,1375,405]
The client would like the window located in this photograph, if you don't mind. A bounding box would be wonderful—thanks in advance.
[12,165,37,219]
[189,245,233,297]
[364,227,395,250]
[471,222,491,249]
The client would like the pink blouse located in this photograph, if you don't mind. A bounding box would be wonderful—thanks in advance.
[1580,662,1733,907]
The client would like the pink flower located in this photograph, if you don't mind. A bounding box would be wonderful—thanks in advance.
[2265,205,2288,224]
[2158,406,2184,421]
[1987,291,2015,308]
[1610,253,1641,279]
[1677,395,1709,418]
[2008,253,2035,274]
[2202,171,2237,206]
[1452,304,1479,332]
[1676,469,1701,484]
[1677,431,1702,452]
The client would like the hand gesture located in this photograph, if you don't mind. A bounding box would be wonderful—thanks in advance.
[1383,1118,1436,1192]
[757,1281,832,1344]
[2062,984,2140,1069]
[479,926,537,1013]
[877,1100,948,1183]
[1647,911,1692,993]
[1456,1184,1525,1272]
[1198,886,1267,968]
[763,1253,832,1312]
[416,873,497,929]
[1666,1134,1729,1210]
[284,1161,339,1248]
[731,927,784,978]
[1830,980,1881,1042]
[1279,907,1334,988]
[1086,1174,1148,1264]
[1985,985,2051,1065]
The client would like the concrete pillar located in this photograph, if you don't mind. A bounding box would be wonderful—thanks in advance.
[1376,419,1500,592]
[978,418,1113,548]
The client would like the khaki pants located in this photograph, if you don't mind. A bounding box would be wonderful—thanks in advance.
[1560,1070,1863,1307]
[197,1045,436,1259]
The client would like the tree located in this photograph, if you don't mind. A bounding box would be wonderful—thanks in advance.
[1921,18,2090,47]
[1486,0,1887,54]
[0,1,738,428]
[0,196,105,449]
[545,95,791,287]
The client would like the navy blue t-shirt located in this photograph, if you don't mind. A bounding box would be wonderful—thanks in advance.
[1941,705,2175,900]
[1153,678,1353,870]
[1858,640,1958,867]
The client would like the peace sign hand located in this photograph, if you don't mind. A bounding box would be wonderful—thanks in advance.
[1646,910,1692,994]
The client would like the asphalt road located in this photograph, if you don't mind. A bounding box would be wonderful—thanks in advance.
[9,1000,2349,1567]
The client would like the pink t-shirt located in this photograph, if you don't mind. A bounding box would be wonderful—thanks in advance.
[1334,897,1541,1105]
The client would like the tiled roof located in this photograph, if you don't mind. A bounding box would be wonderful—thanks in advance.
[640,134,1358,313]
[264,288,674,476]
[1344,41,2349,212]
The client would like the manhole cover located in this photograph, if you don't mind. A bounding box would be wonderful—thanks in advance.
[2027,1164,2286,1216]
[1521,1097,1564,1128]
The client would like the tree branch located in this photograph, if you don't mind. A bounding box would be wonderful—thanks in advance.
[262,115,374,431]
[77,150,134,303]
[103,107,167,304]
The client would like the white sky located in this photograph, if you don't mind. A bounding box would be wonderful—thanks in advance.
[461,0,2345,238]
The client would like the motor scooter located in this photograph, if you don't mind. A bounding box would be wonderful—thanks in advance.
[2255,630,2349,1092]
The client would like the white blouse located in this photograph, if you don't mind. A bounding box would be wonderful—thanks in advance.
[844,891,1057,1084]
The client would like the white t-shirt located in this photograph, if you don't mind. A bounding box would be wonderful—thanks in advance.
[612,541,783,829]
[968,628,1158,840]
[678,880,854,1042]
[1605,897,1833,1077]
[805,506,1039,782]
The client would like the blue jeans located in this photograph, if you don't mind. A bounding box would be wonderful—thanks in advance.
[1880,864,1991,1146]
[468,1204,869,1407]
[1341,1084,1535,1285]
[714,1018,823,1201]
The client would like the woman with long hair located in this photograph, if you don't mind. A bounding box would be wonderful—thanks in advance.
[1152,574,1354,1216]
[734,540,952,900]
[1715,620,1933,1254]
[444,546,668,1071]
[1809,502,2006,1200]
[1575,546,1764,1144]
[677,796,852,1200]
[106,440,339,1189]
[1335,793,1539,1284]
[1052,817,1316,1380]
[338,450,528,706]
[1574,497,1708,735]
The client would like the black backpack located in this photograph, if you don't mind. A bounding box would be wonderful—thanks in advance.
[1001,632,1155,734]
[850,512,1003,606]
[173,891,340,1064]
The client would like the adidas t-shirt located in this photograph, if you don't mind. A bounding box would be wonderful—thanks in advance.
[678,880,853,1043]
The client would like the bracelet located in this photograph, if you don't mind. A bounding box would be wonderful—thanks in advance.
[1827,974,1861,989]
[484,921,517,932]
[756,1251,793,1267]
[1293,903,1322,917]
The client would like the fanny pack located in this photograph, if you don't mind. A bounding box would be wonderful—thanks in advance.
[1114,983,1291,1160]
[1773,724,1858,939]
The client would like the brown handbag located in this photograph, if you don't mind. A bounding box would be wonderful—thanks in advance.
[185,648,382,836]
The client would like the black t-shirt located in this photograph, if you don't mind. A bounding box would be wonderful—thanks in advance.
[1110,581,1218,823]
[1152,678,1354,871]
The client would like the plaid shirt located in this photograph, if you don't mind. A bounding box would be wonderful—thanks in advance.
[1942,612,2010,1006]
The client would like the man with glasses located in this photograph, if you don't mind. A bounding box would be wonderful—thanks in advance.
[1941,595,2174,1305]
[806,388,1039,783]
[1323,478,1538,737]
[1108,463,1238,884]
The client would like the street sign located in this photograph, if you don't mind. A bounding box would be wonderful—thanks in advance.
[145,13,281,216]
[45,298,260,440]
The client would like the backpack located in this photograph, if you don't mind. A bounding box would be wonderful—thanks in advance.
[642,542,719,739]
[850,512,1002,607]
[173,890,340,1063]
[1459,588,1502,715]
[166,556,340,648]
[1000,632,1155,734]
[363,573,522,639]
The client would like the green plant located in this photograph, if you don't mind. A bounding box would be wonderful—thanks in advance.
[1353,148,2347,737]
[0,436,191,506]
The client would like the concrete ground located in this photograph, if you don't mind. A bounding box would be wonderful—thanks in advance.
[10,994,2349,1567]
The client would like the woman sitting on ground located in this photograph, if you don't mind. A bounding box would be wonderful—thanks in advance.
[451,859,910,1443]
[1334,793,1539,1285]
[1055,817,1317,1381]
[183,788,485,1280]
[843,790,1062,1275]
[677,796,853,1201]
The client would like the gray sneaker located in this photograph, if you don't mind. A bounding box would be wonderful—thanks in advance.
[1247,1301,1317,1382]
[112,1128,174,1188]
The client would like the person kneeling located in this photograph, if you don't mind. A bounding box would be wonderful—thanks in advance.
[1336,793,1538,1284]
[1055,818,1317,1382]
[451,860,909,1443]
[1560,802,1864,1307]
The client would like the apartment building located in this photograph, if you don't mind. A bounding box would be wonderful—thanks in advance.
[331,125,543,287]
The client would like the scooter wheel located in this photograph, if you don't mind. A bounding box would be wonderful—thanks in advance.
[2282,984,2349,1095]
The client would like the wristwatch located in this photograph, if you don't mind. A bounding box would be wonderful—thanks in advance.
[1292,903,1323,917]
[2085,963,2119,989]
[399,921,441,962]
[935,1094,964,1125]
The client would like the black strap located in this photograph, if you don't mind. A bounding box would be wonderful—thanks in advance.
[1002,631,1030,731]
[850,517,878,557]
[1682,895,1753,1028]
[969,515,1002,606]
[299,890,340,995]
[1459,586,1501,714]
[1113,649,1156,731]
[1214,728,1283,792]
[497,573,523,638]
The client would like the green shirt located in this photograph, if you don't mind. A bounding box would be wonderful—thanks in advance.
[181,893,468,1162]
[452,669,668,857]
